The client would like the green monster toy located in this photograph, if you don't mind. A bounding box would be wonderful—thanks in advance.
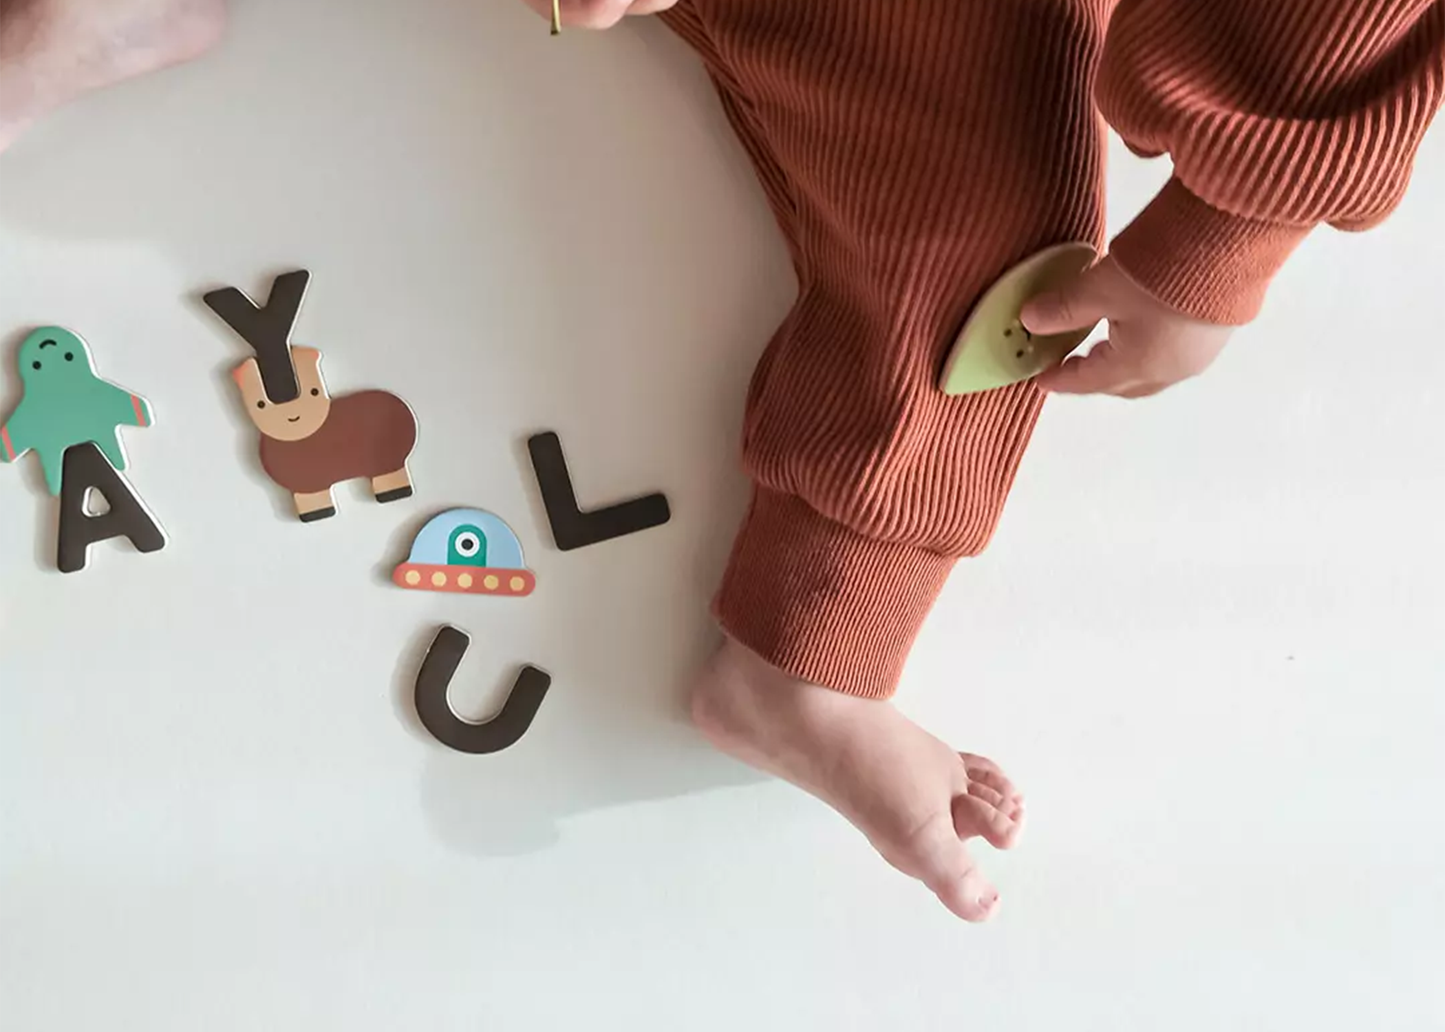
[1,326,153,495]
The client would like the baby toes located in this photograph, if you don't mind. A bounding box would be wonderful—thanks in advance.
[961,753,1024,805]
[934,858,1002,923]
[955,785,1023,849]
[967,781,1024,819]
[885,815,1002,923]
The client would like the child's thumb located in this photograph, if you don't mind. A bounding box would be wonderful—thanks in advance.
[1020,269,1108,336]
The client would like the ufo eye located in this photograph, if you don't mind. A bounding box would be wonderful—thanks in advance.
[64,352,74,362]
[32,361,41,370]
[454,531,481,558]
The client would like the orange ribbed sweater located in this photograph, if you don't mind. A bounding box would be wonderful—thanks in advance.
[658,0,1445,698]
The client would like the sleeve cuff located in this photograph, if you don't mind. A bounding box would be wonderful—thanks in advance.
[1108,177,1312,325]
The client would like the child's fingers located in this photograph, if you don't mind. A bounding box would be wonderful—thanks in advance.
[1020,263,1111,335]
[536,0,626,29]
[547,0,672,28]
[1035,339,1137,395]
[1116,383,1168,399]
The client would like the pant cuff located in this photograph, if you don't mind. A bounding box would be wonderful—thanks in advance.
[712,487,955,699]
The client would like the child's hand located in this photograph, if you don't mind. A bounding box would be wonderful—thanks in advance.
[1020,256,1233,398]
[520,0,677,29]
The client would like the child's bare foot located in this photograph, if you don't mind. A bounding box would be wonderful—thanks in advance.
[691,637,1025,922]
[0,0,224,155]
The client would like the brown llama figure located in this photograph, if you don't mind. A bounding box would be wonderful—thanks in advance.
[203,270,417,522]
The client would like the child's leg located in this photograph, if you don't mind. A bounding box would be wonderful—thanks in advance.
[0,0,223,155]
[663,2,1107,918]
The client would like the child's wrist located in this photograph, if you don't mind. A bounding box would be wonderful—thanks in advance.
[1108,177,1312,326]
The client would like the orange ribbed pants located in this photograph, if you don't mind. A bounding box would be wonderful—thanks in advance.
[660,0,1445,698]
[664,4,1106,697]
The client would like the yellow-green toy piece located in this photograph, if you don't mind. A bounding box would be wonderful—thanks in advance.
[940,243,1099,396]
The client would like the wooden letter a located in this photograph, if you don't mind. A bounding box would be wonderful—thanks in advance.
[57,442,166,573]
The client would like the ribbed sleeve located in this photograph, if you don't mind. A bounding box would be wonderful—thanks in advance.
[1099,0,1445,323]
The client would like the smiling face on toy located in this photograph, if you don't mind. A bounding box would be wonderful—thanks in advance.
[18,328,97,391]
[231,346,332,441]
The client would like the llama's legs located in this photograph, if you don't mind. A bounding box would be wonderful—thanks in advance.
[372,468,413,503]
[293,490,336,522]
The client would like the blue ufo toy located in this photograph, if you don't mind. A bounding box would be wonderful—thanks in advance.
[393,508,536,597]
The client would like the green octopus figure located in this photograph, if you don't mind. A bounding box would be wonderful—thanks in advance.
[1,327,153,495]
